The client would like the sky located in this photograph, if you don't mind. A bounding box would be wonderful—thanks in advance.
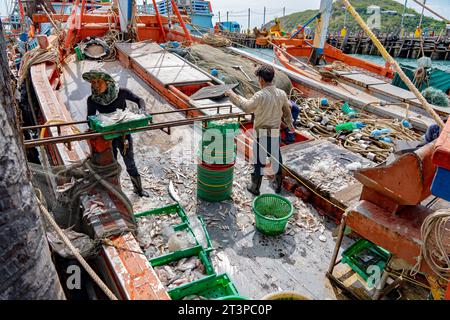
[1,0,449,29]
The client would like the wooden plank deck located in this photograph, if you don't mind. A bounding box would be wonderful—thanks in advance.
[340,73,387,88]
[115,42,211,87]
[31,62,88,165]
[369,83,417,102]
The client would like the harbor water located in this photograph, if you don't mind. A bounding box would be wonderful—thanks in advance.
[240,48,450,71]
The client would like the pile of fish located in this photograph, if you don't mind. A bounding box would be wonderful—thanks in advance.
[136,213,196,259]
[288,199,328,243]
[300,154,357,194]
[154,256,207,290]
[96,109,146,126]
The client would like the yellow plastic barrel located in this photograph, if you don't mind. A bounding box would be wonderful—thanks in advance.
[261,291,311,300]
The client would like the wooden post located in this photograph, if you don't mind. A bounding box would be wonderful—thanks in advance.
[80,0,87,24]
[418,0,426,28]
[152,0,167,42]
[263,7,266,27]
[248,8,251,32]
[170,0,192,43]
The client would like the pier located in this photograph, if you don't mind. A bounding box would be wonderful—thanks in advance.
[218,31,450,61]
[328,33,450,61]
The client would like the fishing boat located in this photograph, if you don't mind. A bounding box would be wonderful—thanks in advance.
[3,0,450,301]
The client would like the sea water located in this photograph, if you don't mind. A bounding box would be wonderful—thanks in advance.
[241,48,450,71]
[348,54,450,71]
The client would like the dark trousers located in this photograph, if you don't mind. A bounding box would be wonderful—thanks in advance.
[283,102,300,143]
[253,135,283,177]
[112,135,139,177]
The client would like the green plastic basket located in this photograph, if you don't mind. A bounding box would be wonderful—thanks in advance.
[197,164,234,202]
[253,194,293,235]
[88,114,153,140]
[168,273,239,300]
[199,149,236,165]
[202,121,240,135]
[200,133,237,164]
[341,239,391,281]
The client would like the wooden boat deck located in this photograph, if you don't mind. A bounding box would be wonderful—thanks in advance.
[58,58,366,300]
[56,53,445,300]
[336,71,450,113]
[115,42,211,86]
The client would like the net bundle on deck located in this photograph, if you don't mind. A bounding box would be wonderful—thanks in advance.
[186,44,292,98]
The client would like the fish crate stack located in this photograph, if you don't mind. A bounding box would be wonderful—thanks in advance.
[135,203,244,300]
[197,121,240,202]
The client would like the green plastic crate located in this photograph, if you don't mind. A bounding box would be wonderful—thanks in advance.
[135,203,189,231]
[168,273,239,300]
[341,239,391,281]
[202,120,240,135]
[136,204,213,250]
[88,114,153,140]
[135,204,214,275]
[150,244,215,276]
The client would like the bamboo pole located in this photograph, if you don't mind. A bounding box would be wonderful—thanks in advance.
[341,0,444,128]
[411,0,449,24]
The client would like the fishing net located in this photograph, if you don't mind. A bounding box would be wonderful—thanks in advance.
[185,44,292,98]
[28,157,135,240]
[201,34,232,47]
[421,87,449,108]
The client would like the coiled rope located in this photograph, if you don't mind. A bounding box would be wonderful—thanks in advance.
[411,209,450,282]
[289,88,422,163]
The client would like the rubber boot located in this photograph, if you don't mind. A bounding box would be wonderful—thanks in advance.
[130,175,150,197]
[273,173,283,194]
[247,174,262,196]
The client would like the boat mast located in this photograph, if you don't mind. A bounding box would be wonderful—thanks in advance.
[400,0,407,38]
[117,0,134,38]
[310,0,333,65]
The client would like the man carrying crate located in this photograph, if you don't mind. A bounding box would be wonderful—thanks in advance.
[83,70,150,197]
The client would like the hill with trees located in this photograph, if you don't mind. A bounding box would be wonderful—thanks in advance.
[267,0,446,34]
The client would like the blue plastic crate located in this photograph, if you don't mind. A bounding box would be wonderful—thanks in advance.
[431,167,450,201]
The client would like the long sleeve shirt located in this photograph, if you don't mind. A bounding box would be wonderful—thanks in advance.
[86,88,145,120]
[229,85,294,136]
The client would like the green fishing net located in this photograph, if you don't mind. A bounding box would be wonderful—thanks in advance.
[421,87,449,107]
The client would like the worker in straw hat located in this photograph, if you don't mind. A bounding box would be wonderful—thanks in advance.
[225,65,295,196]
[83,70,149,197]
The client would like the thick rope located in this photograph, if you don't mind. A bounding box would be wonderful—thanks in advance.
[411,209,450,281]
[36,198,118,300]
